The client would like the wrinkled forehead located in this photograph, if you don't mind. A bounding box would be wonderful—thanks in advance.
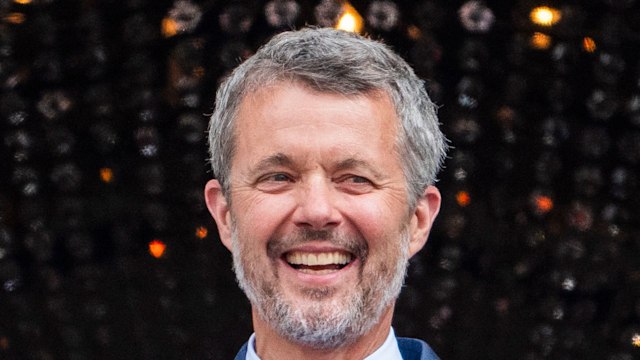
[235,80,400,140]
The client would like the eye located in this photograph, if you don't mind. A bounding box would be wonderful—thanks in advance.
[255,172,295,192]
[346,175,371,184]
[267,173,292,182]
[335,174,375,194]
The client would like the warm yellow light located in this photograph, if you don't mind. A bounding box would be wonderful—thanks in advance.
[582,36,597,53]
[161,18,178,38]
[13,0,32,4]
[335,3,363,33]
[195,226,208,239]
[530,32,552,50]
[530,6,562,26]
[149,239,167,258]
[632,333,640,347]
[4,13,25,24]
[99,167,114,183]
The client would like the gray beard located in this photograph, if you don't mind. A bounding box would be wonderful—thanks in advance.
[230,226,410,349]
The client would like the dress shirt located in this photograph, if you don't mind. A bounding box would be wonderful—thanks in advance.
[245,327,403,360]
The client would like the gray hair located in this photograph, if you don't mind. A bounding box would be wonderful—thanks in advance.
[208,27,447,207]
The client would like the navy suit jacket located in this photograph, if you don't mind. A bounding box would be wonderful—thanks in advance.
[233,337,439,360]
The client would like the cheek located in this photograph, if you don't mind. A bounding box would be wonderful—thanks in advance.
[346,197,407,243]
[232,193,296,243]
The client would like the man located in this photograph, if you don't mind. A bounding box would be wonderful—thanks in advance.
[204,27,447,360]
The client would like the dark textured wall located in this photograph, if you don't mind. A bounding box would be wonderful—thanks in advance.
[1,1,639,359]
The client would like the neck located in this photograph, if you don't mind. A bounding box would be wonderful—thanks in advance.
[252,305,395,360]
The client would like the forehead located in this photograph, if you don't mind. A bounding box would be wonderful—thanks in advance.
[231,81,402,171]
[237,80,395,122]
[235,82,397,138]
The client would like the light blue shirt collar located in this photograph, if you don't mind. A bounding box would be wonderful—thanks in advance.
[246,327,403,360]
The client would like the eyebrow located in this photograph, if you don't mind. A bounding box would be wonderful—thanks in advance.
[251,153,385,179]
[334,158,385,180]
[251,153,293,173]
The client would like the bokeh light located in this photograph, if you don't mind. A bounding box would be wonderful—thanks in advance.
[195,226,208,239]
[455,191,471,207]
[99,168,114,184]
[335,3,363,33]
[530,6,562,26]
[582,36,597,53]
[148,240,167,259]
[531,32,552,50]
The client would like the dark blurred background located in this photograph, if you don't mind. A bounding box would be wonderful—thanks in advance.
[1,0,639,359]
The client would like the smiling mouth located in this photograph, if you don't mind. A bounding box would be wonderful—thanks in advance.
[285,251,354,274]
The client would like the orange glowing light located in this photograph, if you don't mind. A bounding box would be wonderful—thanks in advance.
[13,0,32,4]
[407,25,422,40]
[161,18,178,38]
[195,226,208,239]
[530,32,552,50]
[4,13,25,24]
[530,6,562,26]
[632,333,640,347]
[335,3,363,33]
[148,239,166,258]
[99,167,114,183]
[582,37,596,53]
[534,195,554,213]
[456,191,471,207]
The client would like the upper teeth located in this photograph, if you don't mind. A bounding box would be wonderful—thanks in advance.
[286,251,352,266]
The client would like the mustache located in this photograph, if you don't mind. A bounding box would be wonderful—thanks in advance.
[266,229,369,261]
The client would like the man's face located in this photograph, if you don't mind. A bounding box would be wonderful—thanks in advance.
[205,82,440,348]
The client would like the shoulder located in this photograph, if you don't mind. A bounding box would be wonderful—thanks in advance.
[397,337,440,360]
[234,342,248,360]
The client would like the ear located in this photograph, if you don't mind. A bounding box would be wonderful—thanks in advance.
[204,179,233,252]
[407,185,441,258]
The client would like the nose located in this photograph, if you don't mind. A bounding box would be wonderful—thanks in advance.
[291,176,341,230]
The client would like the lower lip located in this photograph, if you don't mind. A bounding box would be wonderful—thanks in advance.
[279,258,358,286]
